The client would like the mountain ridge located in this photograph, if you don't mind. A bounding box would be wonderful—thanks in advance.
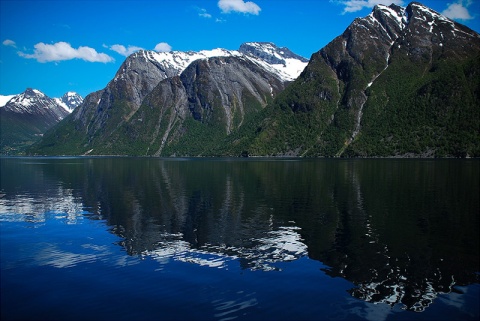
[27,2,480,157]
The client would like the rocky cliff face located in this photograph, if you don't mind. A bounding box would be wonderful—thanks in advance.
[180,56,284,132]
[80,55,285,156]
[145,56,285,156]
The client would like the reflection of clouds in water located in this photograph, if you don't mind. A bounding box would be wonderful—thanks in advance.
[144,226,308,272]
[227,226,308,271]
[35,244,103,268]
[144,232,237,269]
[0,187,85,224]
[30,242,139,270]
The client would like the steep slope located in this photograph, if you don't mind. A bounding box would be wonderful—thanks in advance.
[29,43,306,156]
[0,89,73,154]
[244,2,480,157]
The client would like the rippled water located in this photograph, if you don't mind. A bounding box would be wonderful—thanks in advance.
[1,157,479,320]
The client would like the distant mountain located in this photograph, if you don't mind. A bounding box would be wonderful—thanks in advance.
[28,43,308,156]
[0,88,82,154]
[238,2,480,157]
[54,92,84,112]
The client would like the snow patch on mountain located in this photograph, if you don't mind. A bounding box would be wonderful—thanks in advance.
[239,42,309,81]
[116,43,309,84]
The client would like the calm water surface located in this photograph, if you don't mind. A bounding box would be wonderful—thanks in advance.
[0,157,478,320]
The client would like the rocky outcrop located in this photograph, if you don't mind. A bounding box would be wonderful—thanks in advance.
[180,56,284,132]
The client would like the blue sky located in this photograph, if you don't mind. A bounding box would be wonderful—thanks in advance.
[1,0,479,98]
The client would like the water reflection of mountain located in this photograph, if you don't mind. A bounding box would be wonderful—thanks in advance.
[1,158,478,312]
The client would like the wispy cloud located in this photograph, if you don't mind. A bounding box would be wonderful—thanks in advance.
[218,0,261,15]
[154,42,172,52]
[109,44,144,56]
[198,8,212,18]
[442,0,474,20]
[2,39,16,48]
[18,42,114,63]
[333,0,404,14]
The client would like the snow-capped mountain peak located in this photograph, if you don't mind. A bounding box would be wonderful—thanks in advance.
[54,92,83,112]
[3,88,70,121]
[6,88,48,112]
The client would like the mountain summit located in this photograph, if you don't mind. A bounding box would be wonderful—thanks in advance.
[1,89,83,154]
[54,92,84,112]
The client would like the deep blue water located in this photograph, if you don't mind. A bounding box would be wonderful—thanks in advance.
[1,157,479,320]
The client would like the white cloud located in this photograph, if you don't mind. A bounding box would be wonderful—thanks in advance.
[198,8,212,18]
[18,42,114,63]
[109,44,144,56]
[154,42,172,52]
[2,39,16,47]
[218,0,261,15]
[442,0,474,20]
[334,0,404,14]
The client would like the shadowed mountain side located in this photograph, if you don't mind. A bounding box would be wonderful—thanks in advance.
[239,3,480,157]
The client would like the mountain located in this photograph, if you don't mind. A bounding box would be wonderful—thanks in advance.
[0,89,82,154]
[28,43,308,156]
[29,2,480,157]
[54,92,84,112]
[240,2,480,157]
